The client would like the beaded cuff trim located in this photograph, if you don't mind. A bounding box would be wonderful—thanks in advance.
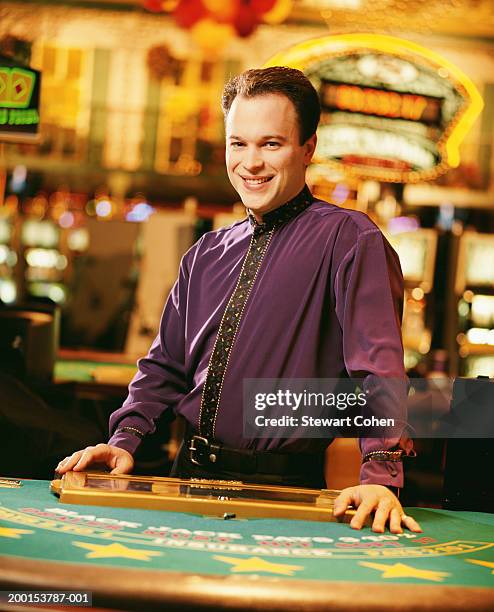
[362,450,406,463]
[114,426,145,439]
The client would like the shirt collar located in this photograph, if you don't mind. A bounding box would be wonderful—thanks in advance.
[247,185,313,235]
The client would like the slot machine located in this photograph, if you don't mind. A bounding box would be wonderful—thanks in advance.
[455,231,494,377]
[386,228,438,371]
[21,218,68,305]
[0,212,18,304]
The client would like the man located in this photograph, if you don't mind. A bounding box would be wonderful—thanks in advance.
[58,67,420,534]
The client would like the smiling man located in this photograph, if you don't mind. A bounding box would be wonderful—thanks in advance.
[225,92,315,221]
[57,67,420,534]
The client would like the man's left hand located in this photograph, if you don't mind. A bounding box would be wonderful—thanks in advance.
[333,485,422,533]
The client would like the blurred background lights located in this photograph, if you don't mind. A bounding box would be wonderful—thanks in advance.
[29,282,67,304]
[48,285,66,303]
[126,201,155,222]
[30,196,48,219]
[0,220,11,243]
[467,327,490,344]
[95,199,112,218]
[56,254,68,270]
[388,216,420,234]
[22,220,59,248]
[437,203,455,231]
[85,199,96,216]
[67,228,90,252]
[9,165,27,194]
[458,301,470,317]
[411,287,425,301]
[0,245,10,265]
[0,280,17,304]
[6,251,17,267]
[59,211,75,228]
[331,183,350,206]
[471,295,494,327]
[25,248,66,269]
[0,246,17,267]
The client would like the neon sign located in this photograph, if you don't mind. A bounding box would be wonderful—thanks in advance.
[266,34,484,183]
[0,57,41,142]
[321,82,442,125]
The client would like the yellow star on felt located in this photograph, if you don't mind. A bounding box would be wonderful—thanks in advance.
[72,541,162,561]
[0,526,33,539]
[466,559,494,574]
[213,555,304,576]
[359,561,450,582]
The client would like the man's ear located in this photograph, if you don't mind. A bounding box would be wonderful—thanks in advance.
[303,133,317,165]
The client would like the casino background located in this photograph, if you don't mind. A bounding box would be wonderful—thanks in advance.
[0,1,494,510]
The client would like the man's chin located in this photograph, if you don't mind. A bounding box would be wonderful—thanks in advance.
[236,184,275,205]
[240,196,268,211]
[239,193,280,214]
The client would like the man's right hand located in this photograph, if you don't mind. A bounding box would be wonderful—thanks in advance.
[55,444,134,475]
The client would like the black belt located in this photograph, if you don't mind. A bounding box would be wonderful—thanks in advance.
[186,433,323,476]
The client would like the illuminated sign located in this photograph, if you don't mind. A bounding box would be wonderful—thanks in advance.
[0,56,41,142]
[320,82,442,125]
[266,34,484,183]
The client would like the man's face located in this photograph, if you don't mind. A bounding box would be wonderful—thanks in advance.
[225,93,316,220]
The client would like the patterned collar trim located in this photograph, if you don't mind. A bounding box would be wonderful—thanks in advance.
[247,185,313,234]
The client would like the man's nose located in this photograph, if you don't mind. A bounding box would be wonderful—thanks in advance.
[243,147,264,171]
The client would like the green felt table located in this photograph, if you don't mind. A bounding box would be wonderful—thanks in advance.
[0,480,493,611]
[54,356,137,400]
[55,359,136,385]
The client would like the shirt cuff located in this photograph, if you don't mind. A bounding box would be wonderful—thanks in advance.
[108,430,143,456]
[360,459,404,488]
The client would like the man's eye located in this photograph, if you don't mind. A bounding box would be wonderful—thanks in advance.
[231,142,245,148]
[264,142,280,148]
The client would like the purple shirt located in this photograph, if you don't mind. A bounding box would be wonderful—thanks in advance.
[109,196,408,487]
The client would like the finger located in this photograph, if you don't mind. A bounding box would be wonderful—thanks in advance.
[333,488,356,516]
[371,499,393,533]
[56,451,84,474]
[55,457,70,473]
[350,502,375,530]
[73,446,106,471]
[402,514,422,533]
[389,507,404,534]
[55,453,78,473]
[110,453,134,475]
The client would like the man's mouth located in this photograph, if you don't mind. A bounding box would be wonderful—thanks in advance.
[241,176,273,185]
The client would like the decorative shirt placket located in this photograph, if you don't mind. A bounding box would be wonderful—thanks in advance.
[199,225,273,439]
[198,187,313,440]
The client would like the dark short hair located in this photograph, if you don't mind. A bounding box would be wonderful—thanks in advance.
[222,66,321,144]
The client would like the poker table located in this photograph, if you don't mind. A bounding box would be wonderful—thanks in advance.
[0,480,493,610]
[54,349,137,399]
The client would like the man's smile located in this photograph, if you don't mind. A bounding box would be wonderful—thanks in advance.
[241,176,273,183]
[240,176,274,189]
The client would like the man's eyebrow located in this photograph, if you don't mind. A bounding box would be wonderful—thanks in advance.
[227,135,287,141]
[261,135,287,141]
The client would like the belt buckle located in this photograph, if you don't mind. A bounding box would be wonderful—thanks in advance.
[189,435,210,466]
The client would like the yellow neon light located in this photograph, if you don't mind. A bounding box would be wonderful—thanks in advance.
[265,33,484,172]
